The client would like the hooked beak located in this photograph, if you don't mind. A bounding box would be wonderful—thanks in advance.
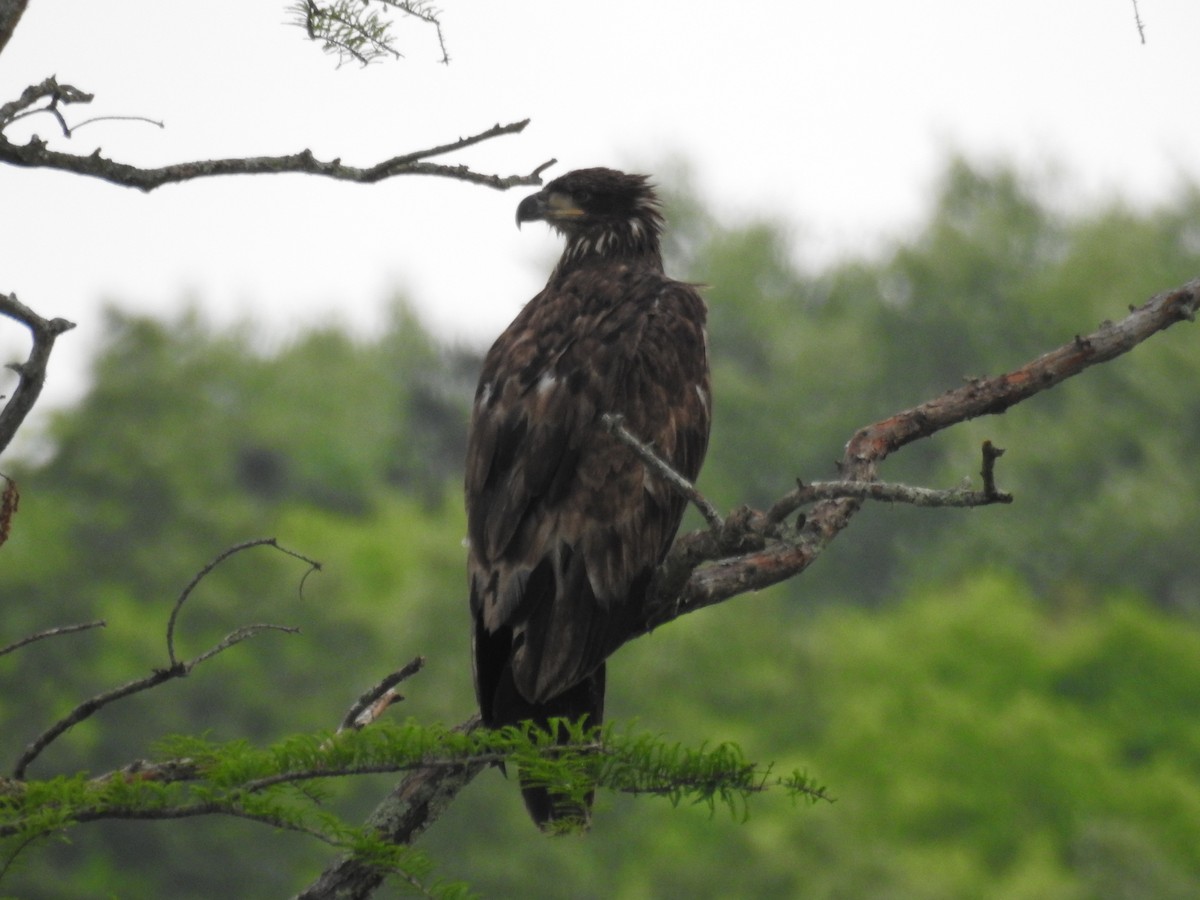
[515,190,585,229]
[515,191,546,229]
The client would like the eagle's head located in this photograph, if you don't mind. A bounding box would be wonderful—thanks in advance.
[516,167,664,266]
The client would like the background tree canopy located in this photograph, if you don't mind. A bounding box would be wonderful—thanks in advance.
[2,157,1199,897]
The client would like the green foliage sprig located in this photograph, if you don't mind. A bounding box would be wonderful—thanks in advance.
[1,718,815,894]
[0,509,815,893]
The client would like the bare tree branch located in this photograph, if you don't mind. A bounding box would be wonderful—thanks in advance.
[765,441,1012,526]
[0,78,93,133]
[601,413,724,530]
[0,79,555,193]
[0,293,76,457]
[338,657,426,732]
[11,623,300,780]
[979,440,1006,497]
[26,800,343,847]
[0,620,106,658]
[166,537,320,667]
[642,277,1200,631]
[603,411,1012,536]
[1131,0,1147,44]
[11,538,320,779]
[0,0,29,57]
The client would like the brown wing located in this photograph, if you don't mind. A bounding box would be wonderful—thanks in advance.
[466,266,710,718]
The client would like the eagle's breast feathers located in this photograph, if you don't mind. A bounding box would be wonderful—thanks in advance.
[465,169,712,821]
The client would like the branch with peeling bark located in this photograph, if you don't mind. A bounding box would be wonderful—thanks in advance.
[643,277,1200,628]
[296,275,1200,899]
[338,657,426,732]
[604,416,1013,535]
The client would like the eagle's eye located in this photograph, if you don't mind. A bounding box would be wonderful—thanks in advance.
[573,189,592,206]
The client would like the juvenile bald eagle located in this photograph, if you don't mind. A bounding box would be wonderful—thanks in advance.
[465,168,711,826]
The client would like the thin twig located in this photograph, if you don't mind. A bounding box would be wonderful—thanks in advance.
[0,831,44,884]
[13,667,181,780]
[166,538,320,667]
[2,800,344,846]
[980,440,1006,498]
[765,448,1012,526]
[11,622,299,780]
[382,0,450,64]
[0,77,92,128]
[1131,0,1146,44]
[243,754,508,795]
[186,623,302,668]
[0,620,106,658]
[12,537,316,777]
[68,114,165,133]
[767,478,1012,521]
[4,788,448,899]
[601,413,723,531]
[338,657,426,732]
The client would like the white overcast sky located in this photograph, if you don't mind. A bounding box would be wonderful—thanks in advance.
[2,0,1198,420]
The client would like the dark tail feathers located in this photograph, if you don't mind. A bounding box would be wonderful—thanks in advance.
[491,665,606,830]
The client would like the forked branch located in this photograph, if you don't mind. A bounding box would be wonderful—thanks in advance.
[647,276,1200,627]
[10,539,320,779]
